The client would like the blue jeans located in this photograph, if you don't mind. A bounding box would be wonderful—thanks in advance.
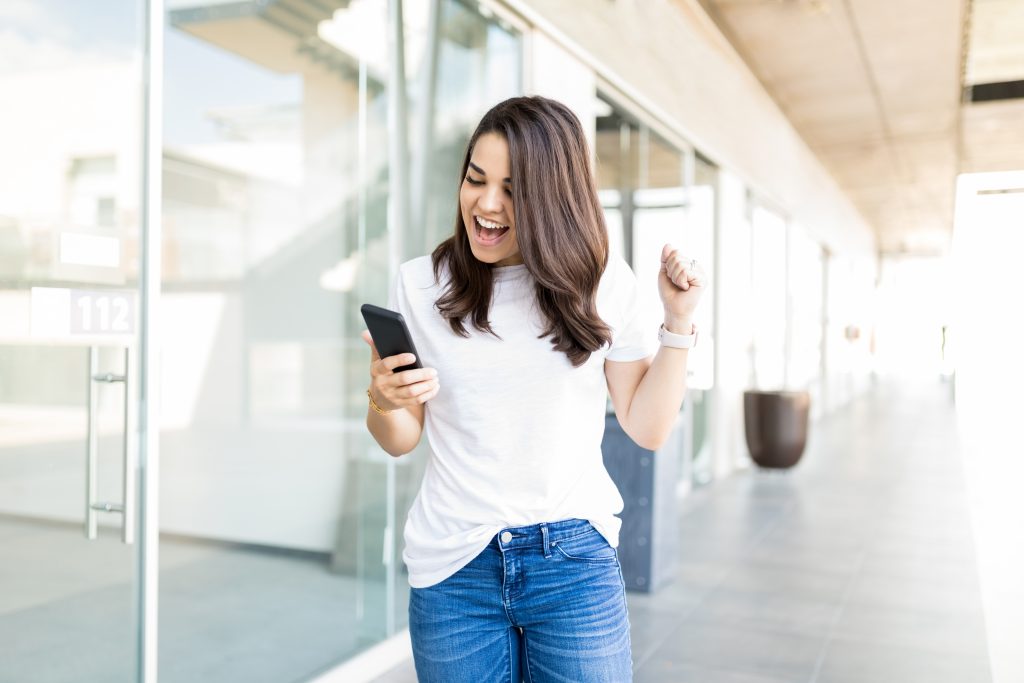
[408,518,633,682]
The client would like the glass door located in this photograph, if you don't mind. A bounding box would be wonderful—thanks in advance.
[0,1,146,680]
[154,2,523,681]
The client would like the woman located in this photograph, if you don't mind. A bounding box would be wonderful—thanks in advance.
[363,96,706,682]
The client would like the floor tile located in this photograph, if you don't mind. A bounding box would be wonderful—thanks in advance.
[640,624,824,681]
[813,634,992,683]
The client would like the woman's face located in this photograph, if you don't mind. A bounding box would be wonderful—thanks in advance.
[460,132,522,267]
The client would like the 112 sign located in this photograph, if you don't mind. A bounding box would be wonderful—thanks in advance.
[71,290,135,335]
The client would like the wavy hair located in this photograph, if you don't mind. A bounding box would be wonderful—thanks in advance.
[431,96,612,367]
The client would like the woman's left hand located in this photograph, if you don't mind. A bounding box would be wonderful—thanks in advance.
[658,244,707,326]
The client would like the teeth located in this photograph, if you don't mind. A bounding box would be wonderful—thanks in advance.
[476,216,508,230]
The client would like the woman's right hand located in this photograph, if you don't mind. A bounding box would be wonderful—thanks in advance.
[361,330,440,412]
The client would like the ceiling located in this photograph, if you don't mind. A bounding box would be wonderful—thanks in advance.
[696,0,1024,255]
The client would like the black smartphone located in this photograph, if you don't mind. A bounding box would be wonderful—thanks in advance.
[360,304,423,373]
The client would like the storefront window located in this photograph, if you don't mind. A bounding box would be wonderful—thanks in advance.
[595,94,717,487]
[159,0,521,678]
[0,1,144,680]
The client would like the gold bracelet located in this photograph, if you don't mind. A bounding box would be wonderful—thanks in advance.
[367,388,392,415]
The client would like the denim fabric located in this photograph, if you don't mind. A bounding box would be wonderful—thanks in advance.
[409,518,633,682]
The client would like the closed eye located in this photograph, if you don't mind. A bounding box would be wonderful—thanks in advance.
[465,176,512,197]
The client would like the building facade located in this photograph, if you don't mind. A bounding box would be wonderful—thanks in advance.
[0,0,876,680]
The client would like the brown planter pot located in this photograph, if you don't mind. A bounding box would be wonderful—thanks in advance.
[743,390,811,469]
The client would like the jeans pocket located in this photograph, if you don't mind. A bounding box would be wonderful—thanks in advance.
[551,527,618,563]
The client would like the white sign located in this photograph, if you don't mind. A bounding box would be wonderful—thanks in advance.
[60,232,121,268]
[31,287,136,338]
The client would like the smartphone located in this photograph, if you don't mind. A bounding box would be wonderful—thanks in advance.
[360,304,423,373]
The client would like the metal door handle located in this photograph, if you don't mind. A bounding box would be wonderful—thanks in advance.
[85,346,136,544]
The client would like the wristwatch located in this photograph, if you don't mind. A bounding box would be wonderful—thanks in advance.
[658,322,698,349]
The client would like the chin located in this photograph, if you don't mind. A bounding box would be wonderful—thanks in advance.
[468,246,504,265]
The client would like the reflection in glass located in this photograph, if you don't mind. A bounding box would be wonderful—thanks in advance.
[159,0,520,678]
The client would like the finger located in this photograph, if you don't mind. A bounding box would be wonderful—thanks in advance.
[669,260,688,290]
[664,254,684,281]
[396,378,439,400]
[393,367,438,386]
[418,383,441,404]
[361,330,381,362]
[676,257,699,288]
[379,353,418,373]
[687,263,706,287]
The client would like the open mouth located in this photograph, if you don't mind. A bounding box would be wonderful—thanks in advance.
[473,216,510,246]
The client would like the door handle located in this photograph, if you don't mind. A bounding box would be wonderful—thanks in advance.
[85,346,135,544]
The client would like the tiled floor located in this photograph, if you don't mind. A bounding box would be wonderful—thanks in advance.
[0,521,393,683]
[373,379,1001,682]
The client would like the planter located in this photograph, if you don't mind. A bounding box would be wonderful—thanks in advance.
[743,390,810,469]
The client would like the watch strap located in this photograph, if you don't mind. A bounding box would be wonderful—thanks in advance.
[658,322,698,349]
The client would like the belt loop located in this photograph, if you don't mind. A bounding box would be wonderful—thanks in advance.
[541,523,551,558]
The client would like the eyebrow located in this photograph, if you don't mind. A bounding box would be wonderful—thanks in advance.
[468,162,512,183]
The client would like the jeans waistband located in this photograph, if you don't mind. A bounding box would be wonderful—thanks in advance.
[488,518,596,552]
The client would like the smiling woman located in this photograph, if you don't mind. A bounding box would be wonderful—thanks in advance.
[363,95,708,683]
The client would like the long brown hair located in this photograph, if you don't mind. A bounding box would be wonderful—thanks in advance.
[431,96,612,367]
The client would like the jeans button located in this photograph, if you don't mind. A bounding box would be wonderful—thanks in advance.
[500,531,513,544]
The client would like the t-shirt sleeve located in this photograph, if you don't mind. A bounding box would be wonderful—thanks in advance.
[605,257,657,362]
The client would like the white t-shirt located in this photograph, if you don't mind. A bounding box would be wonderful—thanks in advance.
[389,254,655,588]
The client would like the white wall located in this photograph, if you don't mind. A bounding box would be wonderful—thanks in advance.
[952,170,1024,683]
[711,170,753,477]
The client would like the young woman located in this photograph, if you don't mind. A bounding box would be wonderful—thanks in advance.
[363,96,706,682]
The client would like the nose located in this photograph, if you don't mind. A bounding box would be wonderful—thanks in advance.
[477,183,504,215]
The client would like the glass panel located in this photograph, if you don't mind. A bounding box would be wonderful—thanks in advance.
[632,131,686,340]
[594,96,719,488]
[687,156,717,485]
[0,1,144,681]
[596,98,638,265]
[751,204,788,389]
[159,1,520,679]
[394,0,522,632]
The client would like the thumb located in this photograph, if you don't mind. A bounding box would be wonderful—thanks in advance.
[661,243,673,266]
[360,329,380,361]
